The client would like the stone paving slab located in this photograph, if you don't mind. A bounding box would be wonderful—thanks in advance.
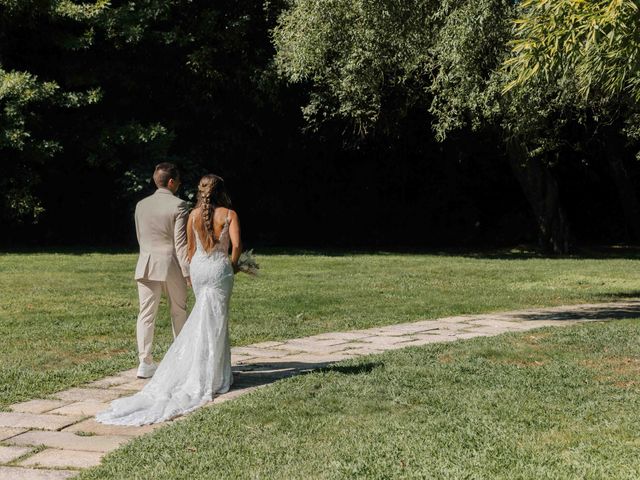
[0,445,33,463]
[251,341,285,349]
[233,347,295,357]
[7,431,129,453]
[110,379,148,391]
[9,400,71,415]
[272,341,352,355]
[19,448,104,469]
[397,337,443,348]
[376,325,441,335]
[237,356,295,366]
[467,318,528,327]
[434,322,471,331]
[48,401,111,417]
[231,355,255,364]
[0,428,28,442]
[0,413,83,431]
[358,335,420,346]
[312,332,374,341]
[0,466,77,479]
[436,316,473,323]
[53,388,124,403]
[63,419,159,437]
[462,325,528,335]
[291,338,351,347]
[263,353,343,365]
[410,334,459,343]
[359,328,412,337]
[454,332,493,339]
[340,347,386,356]
[86,375,131,389]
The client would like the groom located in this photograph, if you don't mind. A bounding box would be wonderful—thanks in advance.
[134,162,191,378]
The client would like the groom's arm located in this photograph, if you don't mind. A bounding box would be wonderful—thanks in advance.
[174,202,190,278]
[134,203,141,245]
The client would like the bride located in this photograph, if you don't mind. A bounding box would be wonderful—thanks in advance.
[97,174,242,426]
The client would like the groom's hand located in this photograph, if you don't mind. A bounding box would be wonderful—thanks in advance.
[185,276,192,287]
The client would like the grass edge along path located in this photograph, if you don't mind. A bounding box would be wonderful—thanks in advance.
[0,300,637,478]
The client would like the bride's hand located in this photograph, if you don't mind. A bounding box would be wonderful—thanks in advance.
[232,263,239,274]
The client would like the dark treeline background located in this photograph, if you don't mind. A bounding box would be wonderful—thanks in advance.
[2,0,639,251]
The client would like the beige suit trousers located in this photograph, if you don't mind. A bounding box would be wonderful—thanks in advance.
[136,275,187,364]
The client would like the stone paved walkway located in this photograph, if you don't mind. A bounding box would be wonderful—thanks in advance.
[1,300,639,479]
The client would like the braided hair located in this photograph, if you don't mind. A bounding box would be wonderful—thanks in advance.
[194,174,232,252]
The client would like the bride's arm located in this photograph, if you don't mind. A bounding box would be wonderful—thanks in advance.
[186,212,196,263]
[228,210,243,273]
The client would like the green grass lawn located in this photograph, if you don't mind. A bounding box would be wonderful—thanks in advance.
[79,319,640,479]
[1,249,640,408]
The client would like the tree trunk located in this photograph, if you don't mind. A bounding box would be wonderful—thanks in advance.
[506,139,570,253]
[606,138,640,241]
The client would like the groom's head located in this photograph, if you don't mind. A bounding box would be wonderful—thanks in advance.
[153,163,181,194]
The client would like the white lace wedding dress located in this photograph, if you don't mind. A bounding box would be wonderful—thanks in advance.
[96,213,234,426]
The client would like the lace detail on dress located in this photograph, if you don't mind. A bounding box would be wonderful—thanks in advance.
[96,209,234,426]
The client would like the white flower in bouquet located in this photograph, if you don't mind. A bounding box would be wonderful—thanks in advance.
[237,249,259,276]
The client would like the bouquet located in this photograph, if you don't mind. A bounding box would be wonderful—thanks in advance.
[236,249,260,276]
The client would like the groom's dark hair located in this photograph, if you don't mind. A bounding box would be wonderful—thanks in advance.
[153,162,179,188]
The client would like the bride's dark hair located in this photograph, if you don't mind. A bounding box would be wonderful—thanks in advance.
[191,174,232,255]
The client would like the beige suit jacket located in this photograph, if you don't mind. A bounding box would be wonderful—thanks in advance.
[134,188,190,281]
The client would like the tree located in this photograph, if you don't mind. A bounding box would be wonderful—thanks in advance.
[503,0,640,241]
[504,0,640,102]
[0,0,295,244]
[274,0,574,252]
[0,0,105,222]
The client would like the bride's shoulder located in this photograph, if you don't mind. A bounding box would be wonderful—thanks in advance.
[225,208,238,220]
[215,206,234,216]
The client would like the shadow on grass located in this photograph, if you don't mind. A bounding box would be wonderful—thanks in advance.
[512,299,640,322]
[229,360,382,392]
[595,291,640,300]
[316,362,383,375]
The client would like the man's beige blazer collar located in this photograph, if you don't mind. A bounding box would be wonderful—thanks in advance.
[154,188,174,196]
